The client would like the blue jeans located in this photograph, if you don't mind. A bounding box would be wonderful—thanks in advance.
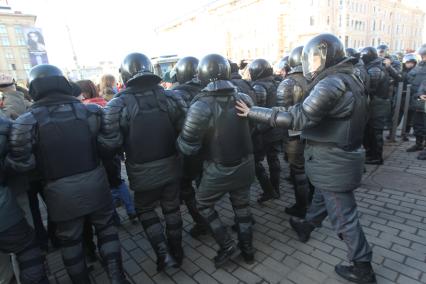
[305,188,372,262]
[111,181,136,215]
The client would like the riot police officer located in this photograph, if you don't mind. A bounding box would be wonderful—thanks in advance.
[399,53,418,140]
[407,44,426,158]
[6,64,128,284]
[99,53,186,271]
[276,46,311,218]
[249,59,283,202]
[177,54,255,268]
[274,56,291,83]
[346,48,370,91]
[170,56,209,237]
[237,34,376,284]
[376,44,402,72]
[361,47,391,165]
[0,116,48,284]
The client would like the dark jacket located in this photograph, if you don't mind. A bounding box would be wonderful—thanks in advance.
[171,79,203,105]
[5,94,111,222]
[99,85,187,192]
[177,80,255,191]
[247,61,367,192]
[0,116,23,232]
[407,61,426,113]
[365,58,391,129]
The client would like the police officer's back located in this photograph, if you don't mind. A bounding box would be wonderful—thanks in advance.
[177,54,256,268]
[100,53,186,271]
[171,56,202,105]
[6,64,128,284]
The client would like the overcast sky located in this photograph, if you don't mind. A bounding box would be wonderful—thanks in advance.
[9,0,426,70]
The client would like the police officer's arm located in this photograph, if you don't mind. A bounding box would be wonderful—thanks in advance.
[386,64,402,82]
[177,100,211,156]
[252,84,267,107]
[98,97,126,152]
[164,90,189,132]
[5,113,37,172]
[243,76,348,130]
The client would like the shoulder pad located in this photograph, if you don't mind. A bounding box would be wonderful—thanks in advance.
[106,97,126,108]
[85,103,103,114]
[252,84,267,94]
[16,111,37,125]
[235,92,254,107]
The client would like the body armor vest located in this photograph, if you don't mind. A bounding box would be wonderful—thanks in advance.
[368,61,390,99]
[302,73,367,151]
[32,103,99,180]
[201,92,253,165]
[231,78,256,104]
[122,87,177,164]
[254,79,279,107]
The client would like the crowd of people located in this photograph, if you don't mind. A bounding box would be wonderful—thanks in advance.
[0,32,425,284]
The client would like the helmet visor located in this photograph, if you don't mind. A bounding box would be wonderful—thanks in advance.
[302,44,327,81]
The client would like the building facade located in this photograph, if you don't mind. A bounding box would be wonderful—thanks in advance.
[156,0,425,63]
[0,5,36,85]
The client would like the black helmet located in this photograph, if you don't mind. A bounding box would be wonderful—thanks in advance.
[418,44,426,57]
[376,44,389,57]
[174,56,199,84]
[197,54,231,86]
[360,47,378,65]
[289,46,304,68]
[28,64,72,101]
[249,59,273,81]
[402,53,418,64]
[302,33,345,81]
[345,48,360,59]
[277,56,290,73]
[120,53,161,86]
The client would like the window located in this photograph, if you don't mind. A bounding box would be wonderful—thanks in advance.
[327,16,330,25]
[17,37,25,46]
[372,20,375,31]
[5,50,13,59]
[14,25,23,35]
[1,37,10,46]
[345,36,349,47]
[339,16,342,27]
[24,63,31,71]
[9,64,16,71]
[21,51,29,59]
[0,24,7,34]
[310,16,315,26]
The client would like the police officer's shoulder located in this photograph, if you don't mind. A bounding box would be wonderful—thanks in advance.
[252,83,267,94]
[235,92,254,107]
[314,75,347,95]
[367,66,385,80]
[84,102,103,115]
[10,110,36,127]
[278,77,296,91]
[106,96,126,109]
[164,89,188,107]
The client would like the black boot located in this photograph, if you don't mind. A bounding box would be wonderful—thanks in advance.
[257,172,279,203]
[289,217,315,243]
[364,157,383,165]
[168,239,184,268]
[335,262,376,284]
[185,196,210,238]
[270,170,281,198]
[155,242,176,272]
[406,137,424,152]
[211,224,239,268]
[106,257,130,284]
[236,223,255,264]
[285,174,310,218]
[189,223,209,238]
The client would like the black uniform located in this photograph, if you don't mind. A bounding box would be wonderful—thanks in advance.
[0,116,48,284]
[406,60,426,152]
[249,59,283,202]
[277,45,311,218]
[178,54,255,268]
[244,34,375,284]
[6,65,127,284]
[398,54,417,138]
[170,57,208,237]
[99,53,186,271]
[361,48,391,164]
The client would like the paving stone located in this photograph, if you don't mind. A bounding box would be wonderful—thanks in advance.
[193,270,219,284]
[384,259,421,280]
[232,267,263,284]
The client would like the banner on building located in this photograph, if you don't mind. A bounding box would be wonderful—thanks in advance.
[23,27,49,66]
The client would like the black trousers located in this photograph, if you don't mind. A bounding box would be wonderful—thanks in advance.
[56,205,122,283]
[134,181,183,256]
[0,219,48,284]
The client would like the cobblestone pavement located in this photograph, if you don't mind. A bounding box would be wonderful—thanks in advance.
[46,140,426,284]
